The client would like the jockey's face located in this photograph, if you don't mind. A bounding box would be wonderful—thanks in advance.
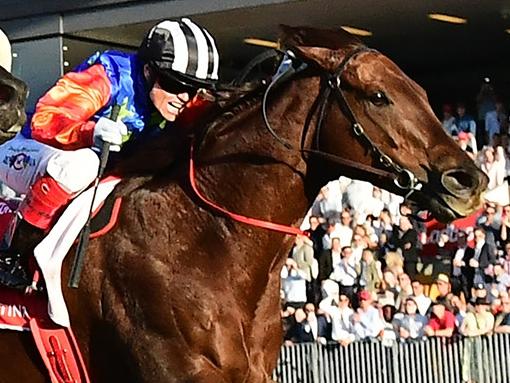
[150,81,190,122]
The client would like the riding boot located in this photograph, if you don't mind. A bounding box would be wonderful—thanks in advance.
[0,175,73,289]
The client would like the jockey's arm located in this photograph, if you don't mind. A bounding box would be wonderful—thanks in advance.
[30,64,111,150]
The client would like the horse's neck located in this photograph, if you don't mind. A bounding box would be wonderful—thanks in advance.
[194,76,324,267]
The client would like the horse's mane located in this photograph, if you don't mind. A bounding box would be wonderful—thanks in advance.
[200,25,363,143]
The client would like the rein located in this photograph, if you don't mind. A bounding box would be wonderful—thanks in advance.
[188,143,308,236]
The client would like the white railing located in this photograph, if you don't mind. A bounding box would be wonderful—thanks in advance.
[273,334,510,383]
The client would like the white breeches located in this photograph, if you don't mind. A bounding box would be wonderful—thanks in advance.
[0,133,99,195]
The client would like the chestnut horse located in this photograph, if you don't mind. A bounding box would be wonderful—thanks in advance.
[0,25,487,382]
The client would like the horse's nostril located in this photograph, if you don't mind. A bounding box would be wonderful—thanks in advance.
[441,169,478,196]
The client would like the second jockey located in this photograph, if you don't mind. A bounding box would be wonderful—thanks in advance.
[0,18,220,287]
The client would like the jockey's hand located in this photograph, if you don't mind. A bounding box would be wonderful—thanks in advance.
[93,117,128,152]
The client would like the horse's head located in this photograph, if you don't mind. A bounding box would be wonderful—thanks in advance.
[0,65,27,134]
[280,25,488,222]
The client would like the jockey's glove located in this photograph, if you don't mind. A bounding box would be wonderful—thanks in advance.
[93,117,128,152]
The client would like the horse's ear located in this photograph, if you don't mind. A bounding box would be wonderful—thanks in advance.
[278,24,360,72]
[293,46,340,72]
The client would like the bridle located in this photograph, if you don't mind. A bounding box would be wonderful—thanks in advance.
[187,45,431,236]
[262,46,423,199]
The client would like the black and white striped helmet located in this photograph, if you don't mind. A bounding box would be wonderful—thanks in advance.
[139,18,219,89]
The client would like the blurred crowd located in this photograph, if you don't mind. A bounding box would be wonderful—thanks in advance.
[280,80,510,346]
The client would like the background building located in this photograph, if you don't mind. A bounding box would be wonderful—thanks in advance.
[1,0,510,111]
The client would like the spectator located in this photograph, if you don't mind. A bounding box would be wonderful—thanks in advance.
[281,305,297,344]
[358,186,385,223]
[442,103,457,136]
[456,131,477,160]
[465,227,496,293]
[496,100,508,137]
[320,278,340,303]
[499,205,510,248]
[352,290,384,340]
[330,246,358,301]
[292,234,316,303]
[452,231,471,300]
[476,81,496,147]
[337,210,354,247]
[380,304,398,346]
[461,298,494,382]
[317,237,338,285]
[433,273,455,312]
[362,221,379,249]
[291,235,315,283]
[460,298,494,336]
[424,302,456,338]
[305,215,325,257]
[357,249,383,294]
[376,232,392,261]
[291,304,330,344]
[494,296,510,333]
[382,269,399,303]
[391,216,420,278]
[396,297,428,341]
[384,251,404,276]
[351,232,367,263]
[344,180,374,216]
[320,292,356,346]
[451,295,468,328]
[471,283,490,304]
[396,273,413,310]
[411,279,432,316]
[281,258,308,309]
[378,208,394,238]
[312,185,342,222]
[322,214,353,250]
[433,232,455,278]
[485,102,502,146]
[456,102,477,137]
[477,203,501,252]
[500,242,510,275]
[478,146,508,206]
[321,220,339,251]
[493,263,510,293]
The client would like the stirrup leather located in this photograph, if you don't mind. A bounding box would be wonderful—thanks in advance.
[0,252,30,289]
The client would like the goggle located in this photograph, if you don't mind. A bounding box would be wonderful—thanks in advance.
[157,77,198,98]
[154,70,199,98]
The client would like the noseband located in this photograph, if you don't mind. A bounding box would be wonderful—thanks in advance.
[262,47,422,197]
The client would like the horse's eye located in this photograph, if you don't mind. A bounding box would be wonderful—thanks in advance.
[369,91,389,107]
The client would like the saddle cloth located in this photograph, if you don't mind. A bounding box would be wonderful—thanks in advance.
[0,177,121,383]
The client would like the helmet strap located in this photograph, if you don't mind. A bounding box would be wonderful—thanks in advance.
[144,63,158,92]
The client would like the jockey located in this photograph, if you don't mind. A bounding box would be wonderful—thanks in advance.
[0,18,220,287]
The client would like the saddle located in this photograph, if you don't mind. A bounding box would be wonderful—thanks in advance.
[0,177,122,383]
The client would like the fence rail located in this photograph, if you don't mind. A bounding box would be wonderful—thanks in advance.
[273,334,510,383]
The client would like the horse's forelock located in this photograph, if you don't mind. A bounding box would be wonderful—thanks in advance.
[279,24,362,51]
[278,24,365,72]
